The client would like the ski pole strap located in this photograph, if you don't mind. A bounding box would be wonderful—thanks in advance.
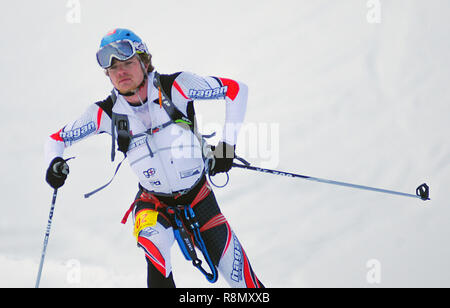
[235,155,251,166]
[84,155,126,198]
[232,162,430,201]
[204,151,240,189]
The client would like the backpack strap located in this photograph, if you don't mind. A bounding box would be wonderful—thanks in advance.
[95,90,123,162]
[100,89,131,162]
[111,113,131,161]
[155,72,211,159]
[153,72,194,128]
[86,90,130,198]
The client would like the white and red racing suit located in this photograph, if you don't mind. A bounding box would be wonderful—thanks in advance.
[44,71,264,288]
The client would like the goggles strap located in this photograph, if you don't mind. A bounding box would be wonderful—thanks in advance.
[116,57,148,97]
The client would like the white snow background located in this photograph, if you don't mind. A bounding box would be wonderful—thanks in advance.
[0,0,449,288]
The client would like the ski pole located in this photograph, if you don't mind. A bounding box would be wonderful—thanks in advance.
[35,189,58,288]
[232,162,430,201]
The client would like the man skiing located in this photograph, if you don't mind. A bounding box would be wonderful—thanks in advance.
[44,28,264,288]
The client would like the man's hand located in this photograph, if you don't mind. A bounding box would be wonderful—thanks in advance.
[45,157,70,189]
[209,141,235,176]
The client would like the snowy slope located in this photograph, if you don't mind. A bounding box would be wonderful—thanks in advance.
[0,0,449,287]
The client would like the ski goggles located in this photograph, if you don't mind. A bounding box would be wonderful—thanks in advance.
[96,39,149,69]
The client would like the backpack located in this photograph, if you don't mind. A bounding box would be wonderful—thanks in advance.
[96,71,197,162]
[85,72,210,198]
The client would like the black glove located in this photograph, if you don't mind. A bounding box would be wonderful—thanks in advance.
[209,141,235,176]
[46,157,70,189]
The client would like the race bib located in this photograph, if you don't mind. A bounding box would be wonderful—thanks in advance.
[134,209,158,239]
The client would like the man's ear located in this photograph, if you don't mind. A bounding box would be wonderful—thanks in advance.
[104,70,109,77]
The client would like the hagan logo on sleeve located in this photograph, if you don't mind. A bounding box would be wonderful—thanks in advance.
[61,122,96,142]
[188,86,228,99]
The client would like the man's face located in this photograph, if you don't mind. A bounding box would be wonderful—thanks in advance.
[107,56,145,93]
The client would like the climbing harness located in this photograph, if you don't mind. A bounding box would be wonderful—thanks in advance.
[167,205,218,283]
